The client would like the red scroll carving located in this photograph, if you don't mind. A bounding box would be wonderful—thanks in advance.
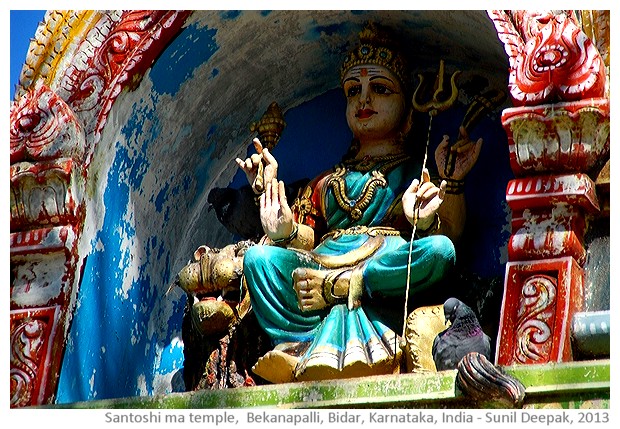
[10,307,61,407]
[66,10,192,143]
[497,258,583,365]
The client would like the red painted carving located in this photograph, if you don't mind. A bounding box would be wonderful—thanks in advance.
[490,10,607,367]
[497,258,583,366]
[506,174,599,214]
[10,82,85,165]
[10,159,84,231]
[10,307,61,407]
[488,10,606,106]
[502,98,609,176]
[10,227,79,408]
[66,10,192,143]
[515,275,557,363]
[11,226,78,309]
[10,225,75,256]
[505,174,598,265]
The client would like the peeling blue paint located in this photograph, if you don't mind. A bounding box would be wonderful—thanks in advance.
[220,10,242,21]
[150,23,219,96]
[57,91,186,401]
[119,102,159,190]
[308,23,346,39]
[58,142,147,401]
[154,182,170,213]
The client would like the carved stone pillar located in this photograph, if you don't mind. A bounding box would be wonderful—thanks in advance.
[488,10,609,365]
[10,84,86,406]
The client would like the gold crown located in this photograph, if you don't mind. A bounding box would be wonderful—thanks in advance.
[340,22,409,87]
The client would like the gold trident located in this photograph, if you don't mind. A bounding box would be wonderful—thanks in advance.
[400,60,460,349]
[410,59,460,179]
[412,59,460,116]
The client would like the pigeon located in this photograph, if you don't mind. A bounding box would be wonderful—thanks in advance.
[432,297,491,371]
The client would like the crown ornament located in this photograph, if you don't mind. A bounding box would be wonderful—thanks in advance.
[340,22,409,87]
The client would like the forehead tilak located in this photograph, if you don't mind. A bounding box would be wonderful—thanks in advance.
[345,65,392,79]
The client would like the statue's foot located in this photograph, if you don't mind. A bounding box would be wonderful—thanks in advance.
[252,350,299,384]
[293,267,351,311]
[296,346,402,382]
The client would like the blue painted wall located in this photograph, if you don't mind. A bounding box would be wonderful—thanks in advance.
[56,21,221,402]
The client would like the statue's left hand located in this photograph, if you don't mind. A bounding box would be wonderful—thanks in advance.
[435,126,483,180]
[402,168,446,230]
[260,178,295,241]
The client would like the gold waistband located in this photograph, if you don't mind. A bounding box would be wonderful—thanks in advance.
[321,225,406,241]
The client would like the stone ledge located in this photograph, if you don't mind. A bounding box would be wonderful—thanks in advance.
[49,359,609,409]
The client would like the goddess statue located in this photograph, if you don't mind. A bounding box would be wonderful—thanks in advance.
[235,23,482,383]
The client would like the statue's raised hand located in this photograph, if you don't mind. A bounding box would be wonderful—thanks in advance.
[402,168,446,230]
[235,138,279,194]
[260,178,295,241]
[435,126,483,180]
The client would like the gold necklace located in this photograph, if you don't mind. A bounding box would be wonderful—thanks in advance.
[342,152,409,172]
[327,154,410,221]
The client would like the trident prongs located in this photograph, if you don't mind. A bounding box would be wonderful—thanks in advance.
[412,60,461,116]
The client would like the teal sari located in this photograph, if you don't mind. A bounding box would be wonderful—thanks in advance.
[243,157,455,379]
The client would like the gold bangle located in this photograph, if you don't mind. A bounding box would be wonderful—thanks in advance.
[416,213,441,237]
[444,178,465,194]
[271,223,299,245]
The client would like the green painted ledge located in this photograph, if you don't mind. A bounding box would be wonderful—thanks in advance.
[52,359,609,409]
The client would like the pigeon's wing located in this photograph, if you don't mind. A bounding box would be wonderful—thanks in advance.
[432,330,460,371]
[452,332,491,362]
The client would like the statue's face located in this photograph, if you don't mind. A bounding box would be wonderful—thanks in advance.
[343,65,406,142]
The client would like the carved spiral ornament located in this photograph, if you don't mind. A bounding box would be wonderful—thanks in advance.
[456,352,526,408]
[10,319,47,407]
[515,275,557,363]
